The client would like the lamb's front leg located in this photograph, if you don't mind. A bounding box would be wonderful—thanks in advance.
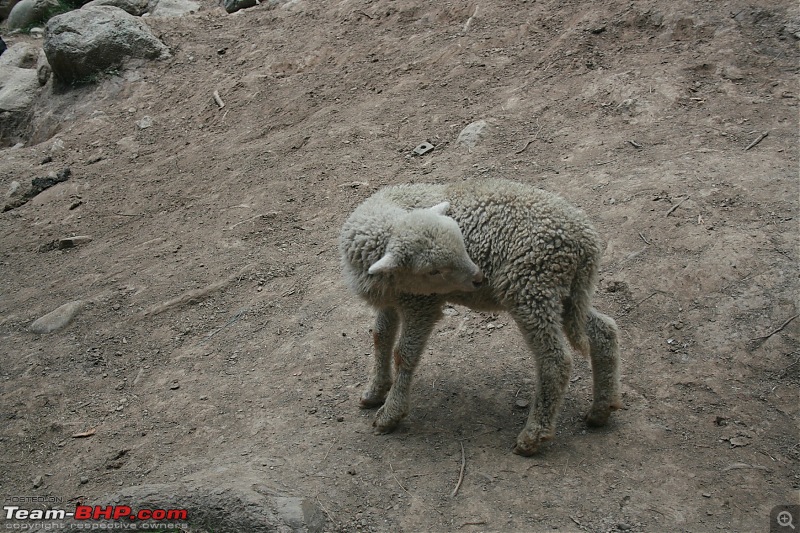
[360,308,399,408]
[373,298,441,433]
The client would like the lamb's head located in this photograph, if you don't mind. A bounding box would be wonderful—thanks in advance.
[368,202,484,295]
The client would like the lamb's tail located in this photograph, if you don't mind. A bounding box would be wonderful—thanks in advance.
[562,242,600,356]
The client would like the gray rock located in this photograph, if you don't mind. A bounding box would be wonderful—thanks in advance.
[82,0,150,16]
[0,66,39,112]
[0,45,39,146]
[0,0,21,21]
[36,49,51,85]
[223,0,256,14]
[0,41,40,69]
[223,0,290,15]
[43,6,170,85]
[148,0,199,17]
[99,481,325,532]
[456,119,489,150]
[6,180,21,197]
[58,235,92,249]
[6,0,61,30]
[30,300,85,334]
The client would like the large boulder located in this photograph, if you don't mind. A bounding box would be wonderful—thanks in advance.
[43,6,170,85]
[148,0,199,17]
[0,0,20,22]
[81,0,150,16]
[6,0,61,30]
[0,42,49,146]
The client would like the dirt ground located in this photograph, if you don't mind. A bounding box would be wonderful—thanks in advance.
[1,0,798,531]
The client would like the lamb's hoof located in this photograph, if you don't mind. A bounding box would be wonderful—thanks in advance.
[512,441,540,457]
[359,389,387,409]
[513,427,552,456]
[585,401,623,428]
[585,409,610,428]
[372,406,403,434]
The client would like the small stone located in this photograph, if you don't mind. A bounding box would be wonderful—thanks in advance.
[617,523,631,531]
[79,476,89,485]
[170,381,180,390]
[137,116,153,129]
[33,475,43,488]
[337,415,345,422]
[58,235,92,249]
[515,399,530,409]
[456,119,489,149]
[6,181,20,197]
[702,492,712,498]
[30,300,84,334]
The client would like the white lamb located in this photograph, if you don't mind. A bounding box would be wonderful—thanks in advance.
[339,179,621,455]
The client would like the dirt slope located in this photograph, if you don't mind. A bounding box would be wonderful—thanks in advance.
[1,1,798,531]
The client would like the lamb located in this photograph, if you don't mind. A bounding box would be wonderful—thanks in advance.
[339,178,621,456]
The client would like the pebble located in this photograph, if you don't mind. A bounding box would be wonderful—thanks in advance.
[33,475,43,488]
[617,523,631,531]
[6,180,20,197]
[58,236,92,249]
[30,300,85,334]
[515,399,530,409]
[456,119,489,149]
[79,476,89,485]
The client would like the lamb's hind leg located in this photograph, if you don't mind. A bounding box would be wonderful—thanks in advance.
[513,315,573,456]
[360,308,399,408]
[585,308,622,427]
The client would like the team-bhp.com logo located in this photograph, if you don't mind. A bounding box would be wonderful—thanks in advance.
[4,504,188,529]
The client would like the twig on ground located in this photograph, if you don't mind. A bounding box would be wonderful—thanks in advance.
[203,308,248,342]
[227,212,277,230]
[638,231,652,245]
[451,441,466,497]
[666,196,690,217]
[390,463,411,496]
[459,521,487,529]
[722,462,769,472]
[316,496,336,527]
[213,90,225,109]
[744,131,768,151]
[633,291,664,308]
[750,315,798,342]
[322,438,337,462]
[462,5,478,33]
[515,121,544,154]
[515,139,534,154]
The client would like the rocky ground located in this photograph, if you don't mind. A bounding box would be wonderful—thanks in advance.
[1,0,798,531]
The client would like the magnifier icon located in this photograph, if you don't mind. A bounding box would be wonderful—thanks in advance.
[778,510,796,530]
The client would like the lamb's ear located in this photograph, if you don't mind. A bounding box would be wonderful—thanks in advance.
[428,201,450,216]
[368,252,399,275]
